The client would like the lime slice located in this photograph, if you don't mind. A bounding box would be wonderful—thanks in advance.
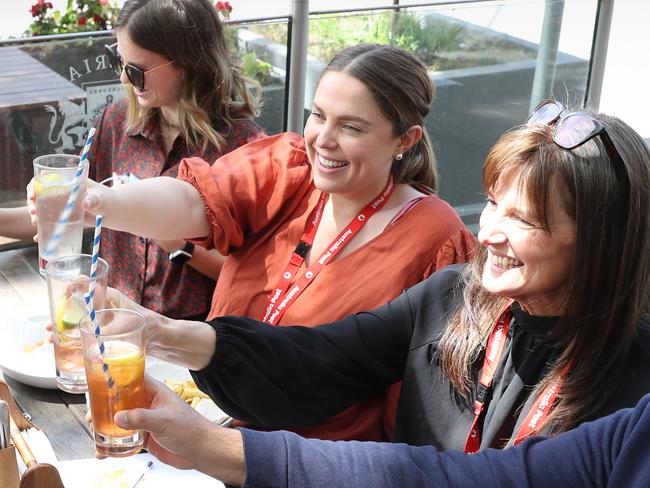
[56,294,86,334]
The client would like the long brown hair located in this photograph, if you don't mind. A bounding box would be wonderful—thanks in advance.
[321,44,437,193]
[116,0,259,152]
[439,114,650,435]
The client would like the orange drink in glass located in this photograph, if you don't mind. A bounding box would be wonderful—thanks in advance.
[80,309,146,457]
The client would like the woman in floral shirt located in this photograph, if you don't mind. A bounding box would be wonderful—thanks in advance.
[87,0,265,320]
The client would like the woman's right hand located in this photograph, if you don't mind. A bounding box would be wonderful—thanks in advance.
[104,287,168,345]
[103,288,218,371]
[34,175,210,242]
[47,286,217,370]
[81,179,113,224]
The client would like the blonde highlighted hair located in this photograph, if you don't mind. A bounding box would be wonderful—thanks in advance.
[118,0,259,152]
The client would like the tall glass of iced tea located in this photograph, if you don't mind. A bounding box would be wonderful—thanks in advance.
[46,254,109,393]
[80,309,146,458]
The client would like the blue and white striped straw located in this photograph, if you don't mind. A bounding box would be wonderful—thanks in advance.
[43,127,96,260]
[84,213,114,388]
[87,215,103,301]
[84,290,114,389]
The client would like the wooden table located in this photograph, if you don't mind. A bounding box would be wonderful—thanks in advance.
[0,246,95,461]
[0,46,86,111]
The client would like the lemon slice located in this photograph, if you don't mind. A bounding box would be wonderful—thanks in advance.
[103,342,144,387]
[35,173,72,197]
[56,294,86,334]
[103,343,143,366]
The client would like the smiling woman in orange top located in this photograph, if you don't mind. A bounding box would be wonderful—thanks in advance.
[75,44,477,441]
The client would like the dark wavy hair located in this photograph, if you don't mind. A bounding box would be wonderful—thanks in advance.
[439,110,650,435]
[320,44,437,193]
[117,0,259,152]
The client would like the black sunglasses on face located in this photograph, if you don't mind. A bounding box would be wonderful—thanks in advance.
[104,43,174,91]
[526,99,623,165]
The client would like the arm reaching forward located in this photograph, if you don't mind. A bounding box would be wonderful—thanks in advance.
[116,381,650,487]
[0,206,36,240]
[82,177,211,240]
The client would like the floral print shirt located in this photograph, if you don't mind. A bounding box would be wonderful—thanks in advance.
[88,98,265,319]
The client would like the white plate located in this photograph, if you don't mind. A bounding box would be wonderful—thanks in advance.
[0,313,57,389]
[146,359,232,426]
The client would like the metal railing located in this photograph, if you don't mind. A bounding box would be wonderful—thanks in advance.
[0,0,608,249]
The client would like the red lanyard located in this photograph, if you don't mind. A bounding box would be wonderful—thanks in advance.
[512,361,571,445]
[464,302,571,453]
[262,177,395,325]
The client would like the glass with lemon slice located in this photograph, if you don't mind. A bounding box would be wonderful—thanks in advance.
[33,154,89,275]
[46,254,109,393]
[80,309,146,457]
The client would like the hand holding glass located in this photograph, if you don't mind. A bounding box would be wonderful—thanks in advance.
[80,309,146,458]
[33,154,89,275]
[46,254,109,393]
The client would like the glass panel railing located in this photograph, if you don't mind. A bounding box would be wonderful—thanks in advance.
[233,19,288,136]
[247,0,595,231]
[0,0,600,241]
[0,18,288,249]
[0,34,119,249]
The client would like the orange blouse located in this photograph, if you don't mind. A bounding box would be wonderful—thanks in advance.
[179,132,477,440]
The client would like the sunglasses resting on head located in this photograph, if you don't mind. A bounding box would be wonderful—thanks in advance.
[526,99,623,165]
[104,43,174,92]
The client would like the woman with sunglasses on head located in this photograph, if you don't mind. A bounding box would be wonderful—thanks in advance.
[90,100,650,467]
[69,43,477,442]
[86,0,264,321]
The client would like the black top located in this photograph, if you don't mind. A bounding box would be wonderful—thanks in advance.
[192,264,650,450]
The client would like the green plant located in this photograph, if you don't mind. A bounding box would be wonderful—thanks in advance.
[240,52,274,85]
[27,0,120,36]
[388,13,464,64]
[309,12,463,68]
[250,11,465,71]
[216,3,279,86]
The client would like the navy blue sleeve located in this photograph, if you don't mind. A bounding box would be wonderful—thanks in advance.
[240,395,650,488]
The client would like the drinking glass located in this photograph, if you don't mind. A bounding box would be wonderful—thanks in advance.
[33,154,89,275]
[46,254,109,393]
[80,309,146,458]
